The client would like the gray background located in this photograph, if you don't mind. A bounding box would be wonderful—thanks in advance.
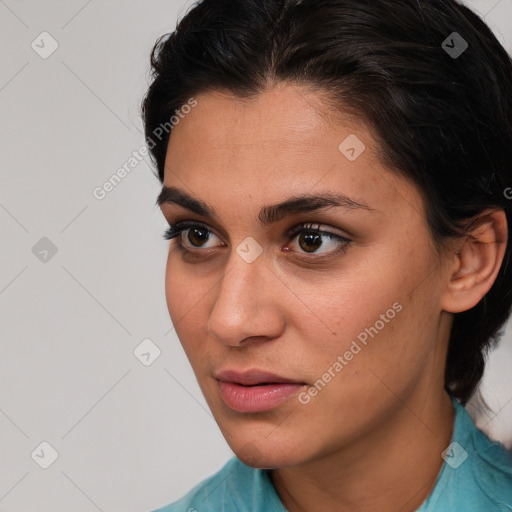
[0,1,511,511]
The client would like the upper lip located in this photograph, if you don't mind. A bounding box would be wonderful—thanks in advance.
[215,369,305,386]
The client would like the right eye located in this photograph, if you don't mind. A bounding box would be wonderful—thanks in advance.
[163,221,225,251]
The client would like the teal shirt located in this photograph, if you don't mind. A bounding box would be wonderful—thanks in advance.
[152,398,512,511]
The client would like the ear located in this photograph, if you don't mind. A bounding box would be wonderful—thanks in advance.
[442,209,508,313]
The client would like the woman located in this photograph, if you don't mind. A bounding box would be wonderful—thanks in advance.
[143,0,512,510]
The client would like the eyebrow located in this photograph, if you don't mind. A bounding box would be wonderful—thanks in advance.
[156,186,372,226]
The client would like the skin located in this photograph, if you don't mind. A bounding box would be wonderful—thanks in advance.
[158,83,507,512]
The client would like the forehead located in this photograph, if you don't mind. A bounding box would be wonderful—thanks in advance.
[168,84,363,155]
[162,84,424,226]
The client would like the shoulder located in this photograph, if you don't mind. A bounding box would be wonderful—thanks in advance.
[466,409,512,509]
[421,398,512,511]
[150,456,285,512]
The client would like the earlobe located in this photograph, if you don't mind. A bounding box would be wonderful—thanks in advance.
[442,209,508,313]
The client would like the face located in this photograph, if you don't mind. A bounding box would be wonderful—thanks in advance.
[158,83,453,468]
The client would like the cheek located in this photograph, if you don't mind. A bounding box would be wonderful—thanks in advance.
[164,255,185,322]
[291,244,437,375]
[164,255,210,353]
[296,264,405,344]
[324,292,441,406]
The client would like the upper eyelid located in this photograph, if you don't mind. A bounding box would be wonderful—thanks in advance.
[287,223,349,238]
[173,220,222,237]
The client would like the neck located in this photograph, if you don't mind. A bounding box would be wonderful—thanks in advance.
[270,390,455,512]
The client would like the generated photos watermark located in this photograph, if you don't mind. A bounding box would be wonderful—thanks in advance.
[298,301,403,404]
[92,97,198,200]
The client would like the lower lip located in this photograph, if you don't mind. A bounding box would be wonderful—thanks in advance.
[217,381,305,413]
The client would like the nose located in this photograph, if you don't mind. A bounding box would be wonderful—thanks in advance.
[206,249,285,347]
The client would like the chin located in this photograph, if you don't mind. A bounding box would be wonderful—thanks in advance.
[233,439,307,469]
[236,442,275,468]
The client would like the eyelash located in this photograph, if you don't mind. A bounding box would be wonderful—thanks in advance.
[162,221,352,259]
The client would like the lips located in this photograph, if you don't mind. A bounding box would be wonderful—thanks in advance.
[215,369,303,386]
[215,369,307,413]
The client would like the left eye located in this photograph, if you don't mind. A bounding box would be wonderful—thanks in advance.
[163,222,351,256]
[287,224,351,255]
